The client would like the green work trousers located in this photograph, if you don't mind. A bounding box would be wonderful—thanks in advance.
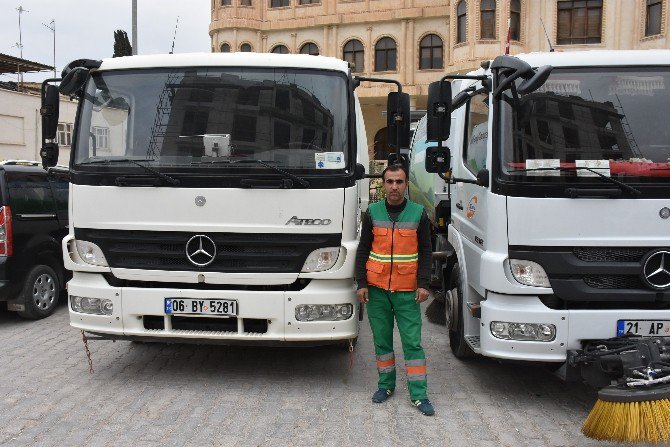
[367,285,427,401]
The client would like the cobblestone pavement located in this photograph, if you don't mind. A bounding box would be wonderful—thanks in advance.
[0,300,643,447]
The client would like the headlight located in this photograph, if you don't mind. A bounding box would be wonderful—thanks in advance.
[71,296,114,316]
[295,304,353,321]
[490,321,556,342]
[75,240,109,266]
[301,247,340,272]
[509,259,550,287]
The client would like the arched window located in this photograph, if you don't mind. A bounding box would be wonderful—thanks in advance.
[419,34,443,69]
[480,0,496,39]
[373,128,390,161]
[457,1,467,43]
[374,37,397,72]
[220,43,231,52]
[510,0,521,41]
[240,43,252,52]
[299,42,319,55]
[343,39,364,72]
[646,0,663,36]
[271,44,290,54]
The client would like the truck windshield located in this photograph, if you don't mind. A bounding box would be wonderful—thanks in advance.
[500,67,670,185]
[74,67,350,173]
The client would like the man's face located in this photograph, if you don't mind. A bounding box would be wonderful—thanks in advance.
[383,169,407,205]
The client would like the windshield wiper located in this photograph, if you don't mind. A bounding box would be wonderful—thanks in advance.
[509,166,641,197]
[236,159,310,188]
[79,158,180,186]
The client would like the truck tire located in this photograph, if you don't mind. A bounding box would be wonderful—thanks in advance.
[446,264,474,359]
[17,265,60,320]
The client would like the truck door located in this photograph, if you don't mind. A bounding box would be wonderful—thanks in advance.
[453,90,490,297]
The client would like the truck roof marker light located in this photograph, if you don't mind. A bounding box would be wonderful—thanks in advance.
[0,206,14,256]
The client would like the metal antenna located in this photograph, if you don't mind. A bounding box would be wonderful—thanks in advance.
[170,16,179,54]
[43,19,56,78]
[540,18,555,52]
[16,6,29,84]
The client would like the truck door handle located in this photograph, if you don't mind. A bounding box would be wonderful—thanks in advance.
[456,202,463,210]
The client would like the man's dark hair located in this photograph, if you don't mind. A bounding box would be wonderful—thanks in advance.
[382,163,408,181]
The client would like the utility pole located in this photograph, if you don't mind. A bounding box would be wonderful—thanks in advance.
[16,5,28,85]
[132,0,138,55]
[43,19,56,78]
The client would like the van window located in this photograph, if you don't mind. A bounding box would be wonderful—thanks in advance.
[464,91,489,174]
[7,172,56,215]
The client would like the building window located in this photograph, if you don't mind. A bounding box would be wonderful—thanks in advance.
[57,123,73,146]
[240,43,252,52]
[480,0,496,39]
[557,0,603,45]
[457,0,467,43]
[270,0,289,6]
[92,126,110,150]
[298,0,319,4]
[343,39,364,72]
[271,44,289,54]
[646,0,663,36]
[300,42,319,55]
[240,0,252,5]
[374,37,397,72]
[419,34,443,69]
[221,0,231,5]
[220,43,231,52]
[510,0,521,41]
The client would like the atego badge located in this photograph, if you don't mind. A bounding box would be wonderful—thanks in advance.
[285,216,332,225]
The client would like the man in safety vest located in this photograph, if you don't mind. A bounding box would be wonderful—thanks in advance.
[355,164,434,416]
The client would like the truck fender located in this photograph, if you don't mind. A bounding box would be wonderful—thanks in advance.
[446,226,468,330]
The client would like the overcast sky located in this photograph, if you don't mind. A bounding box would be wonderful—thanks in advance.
[0,0,211,83]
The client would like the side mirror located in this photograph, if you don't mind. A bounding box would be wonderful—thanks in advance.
[41,84,60,140]
[386,91,410,150]
[517,65,553,95]
[426,80,452,142]
[425,146,451,174]
[40,143,59,169]
[354,162,366,180]
[59,66,89,96]
[476,168,490,188]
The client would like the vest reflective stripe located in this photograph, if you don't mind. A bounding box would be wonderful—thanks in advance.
[366,200,424,292]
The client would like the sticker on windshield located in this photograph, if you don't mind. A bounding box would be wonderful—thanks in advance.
[525,159,560,176]
[315,152,345,169]
[576,160,611,176]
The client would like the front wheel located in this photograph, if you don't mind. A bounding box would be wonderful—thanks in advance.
[446,264,474,359]
[17,265,60,320]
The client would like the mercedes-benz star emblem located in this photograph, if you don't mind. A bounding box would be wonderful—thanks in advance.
[642,250,670,291]
[195,196,206,207]
[660,207,670,219]
[185,235,217,267]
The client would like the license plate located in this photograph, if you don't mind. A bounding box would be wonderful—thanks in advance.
[617,320,670,337]
[165,298,237,316]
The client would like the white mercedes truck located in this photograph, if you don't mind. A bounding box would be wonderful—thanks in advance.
[38,53,395,346]
[410,51,670,383]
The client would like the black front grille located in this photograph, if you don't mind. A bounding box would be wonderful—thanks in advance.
[75,228,341,273]
[584,275,645,290]
[574,247,647,263]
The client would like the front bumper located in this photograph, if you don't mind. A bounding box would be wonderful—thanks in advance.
[479,292,670,362]
[67,272,358,344]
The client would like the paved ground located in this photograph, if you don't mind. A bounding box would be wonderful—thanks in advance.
[0,300,634,447]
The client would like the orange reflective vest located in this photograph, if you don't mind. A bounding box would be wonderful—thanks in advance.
[365,200,424,292]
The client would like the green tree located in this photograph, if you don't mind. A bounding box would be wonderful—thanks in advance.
[113,30,133,57]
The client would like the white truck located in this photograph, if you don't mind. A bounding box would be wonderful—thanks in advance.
[38,53,412,346]
[409,51,670,384]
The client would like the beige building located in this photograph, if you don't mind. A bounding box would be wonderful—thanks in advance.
[209,0,670,160]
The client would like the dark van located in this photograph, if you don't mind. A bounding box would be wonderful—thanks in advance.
[0,161,69,319]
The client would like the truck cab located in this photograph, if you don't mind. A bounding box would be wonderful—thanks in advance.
[410,50,670,369]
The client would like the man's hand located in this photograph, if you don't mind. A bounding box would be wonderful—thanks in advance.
[416,287,430,303]
[357,287,369,304]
